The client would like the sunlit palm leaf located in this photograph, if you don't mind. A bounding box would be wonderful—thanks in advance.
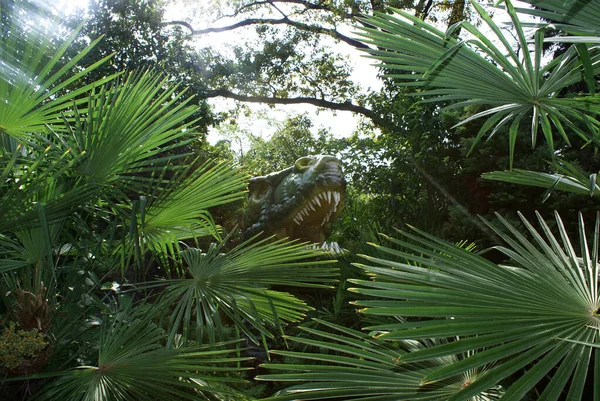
[258,319,503,401]
[153,236,338,346]
[356,0,600,167]
[138,161,248,244]
[0,7,116,140]
[0,142,98,233]
[516,0,600,37]
[37,308,250,401]
[349,212,600,400]
[69,70,198,188]
[117,161,248,271]
[0,2,122,234]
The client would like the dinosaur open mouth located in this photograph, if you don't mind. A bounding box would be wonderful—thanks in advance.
[292,190,343,227]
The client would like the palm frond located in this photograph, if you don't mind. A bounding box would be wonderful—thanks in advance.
[258,319,503,401]
[36,308,250,401]
[69,71,199,188]
[348,212,600,400]
[516,0,600,36]
[0,7,116,140]
[0,142,99,233]
[152,236,338,346]
[139,161,248,244]
[356,0,600,167]
[114,161,248,274]
[483,159,600,199]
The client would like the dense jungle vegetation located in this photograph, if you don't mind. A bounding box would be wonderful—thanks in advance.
[2,0,600,399]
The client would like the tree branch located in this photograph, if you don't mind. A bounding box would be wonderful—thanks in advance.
[267,0,288,18]
[272,0,332,12]
[204,89,384,125]
[220,0,272,19]
[164,17,369,49]
[219,0,334,19]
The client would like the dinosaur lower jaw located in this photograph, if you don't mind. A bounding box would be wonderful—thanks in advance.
[291,189,344,227]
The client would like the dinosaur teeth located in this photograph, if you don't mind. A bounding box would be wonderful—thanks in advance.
[294,190,343,227]
[332,191,341,212]
[321,209,333,226]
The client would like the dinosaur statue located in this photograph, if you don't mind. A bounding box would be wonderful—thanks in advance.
[243,155,346,243]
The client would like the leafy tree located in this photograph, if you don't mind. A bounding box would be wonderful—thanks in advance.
[160,0,477,125]
[242,114,337,174]
[65,0,215,131]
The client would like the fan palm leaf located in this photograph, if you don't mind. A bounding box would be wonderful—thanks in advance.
[152,235,338,346]
[36,308,251,401]
[258,319,503,400]
[0,2,123,234]
[347,212,600,400]
[68,70,199,189]
[115,160,248,273]
[134,161,248,251]
[516,0,600,37]
[0,142,98,233]
[483,159,600,199]
[356,0,600,167]
[0,5,117,140]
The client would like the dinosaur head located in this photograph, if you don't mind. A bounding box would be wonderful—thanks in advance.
[243,155,346,243]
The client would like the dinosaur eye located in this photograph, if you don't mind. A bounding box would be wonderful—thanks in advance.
[295,156,314,172]
[249,181,269,202]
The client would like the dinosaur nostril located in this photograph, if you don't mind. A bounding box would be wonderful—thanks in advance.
[295,156,314,171]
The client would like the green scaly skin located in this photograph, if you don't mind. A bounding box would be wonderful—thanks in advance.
[243,155,346,243]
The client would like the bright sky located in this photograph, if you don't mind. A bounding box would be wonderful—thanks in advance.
[168,0,537,148]
[52,0,534,148]
[162,1,381,145]
[50,0,377,146]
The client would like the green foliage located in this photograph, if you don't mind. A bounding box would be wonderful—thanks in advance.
[70,71,198,187]
[154,235,337,346]
[219,27,360,102]
[65,0,215,131]
[259,320,503,401]
[347,88,462,232]
[0,17,115,140]
[7,0,600,399]
[242,115,338,175]
[37,308,251,401]
[350,212,600,399]
[0,322,48,371]
[121,161,248,265]
[484,160,600,198]
[67,0,171,78]
[356,0,600,167]
[261,211,600,399]
[516,0,600,37]
[0,2,338,399]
